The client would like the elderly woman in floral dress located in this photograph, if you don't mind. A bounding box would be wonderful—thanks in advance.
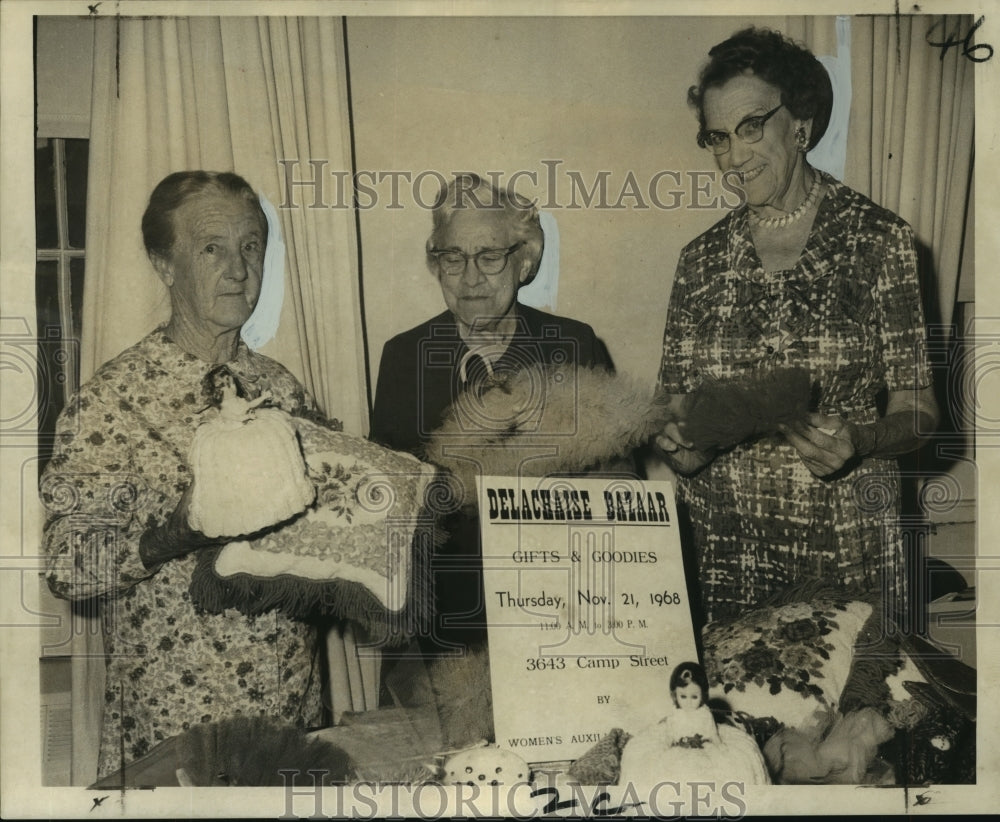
[41,171,326,778]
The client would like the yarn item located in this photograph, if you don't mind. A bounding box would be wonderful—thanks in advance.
[618,712,770,791]
[175,716,353,787]
[566,728,632,785]
[424,363,814,507]
[443,745,530,787]
[426,641,495,749]
[188,412,441,641]
[187,403,315,539]
[679,367,815,453]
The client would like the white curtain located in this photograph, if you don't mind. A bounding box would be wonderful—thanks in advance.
[845,14,975,332]
[75,16,372,785]
[779,14,974,331]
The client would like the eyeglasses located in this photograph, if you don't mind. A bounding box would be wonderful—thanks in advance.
[430,242,523,276]
[697,104,784,156]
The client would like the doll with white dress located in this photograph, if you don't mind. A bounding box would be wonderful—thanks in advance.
[187,365,315,538]
[660,662,721,748]
[617,662,770,794]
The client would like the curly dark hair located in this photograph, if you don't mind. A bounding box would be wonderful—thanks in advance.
[688,27,833,152]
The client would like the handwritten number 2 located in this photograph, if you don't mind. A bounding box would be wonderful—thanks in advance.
[529,787,645,817]
[530,786,578,814]
[926,16,994,63]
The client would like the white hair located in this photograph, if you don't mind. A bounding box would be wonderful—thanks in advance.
[426,173,544,285]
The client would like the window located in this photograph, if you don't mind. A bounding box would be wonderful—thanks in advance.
[35,137,88,473]
[35,137,89,786]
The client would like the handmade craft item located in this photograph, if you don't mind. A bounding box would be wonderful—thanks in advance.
[678,367,815,453]
[617,662,770,791]
[424,364,666,508]
[442,744,531,787]
[186,371,443,638]
[424,363,815,508]
[565,584,977,789]
[187,366,315,538]
[762,707,894,785]
[174,716,353,787]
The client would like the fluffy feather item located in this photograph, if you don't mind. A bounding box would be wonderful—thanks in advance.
[175,716,353,787]
[424,364,815,508]
[426,642,495,749]
[424,364,668,509]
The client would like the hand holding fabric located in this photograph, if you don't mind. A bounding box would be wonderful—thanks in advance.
[781,385,939,478]
[779,412,859,478]
[656,367,814,475]
[655,419,717,475]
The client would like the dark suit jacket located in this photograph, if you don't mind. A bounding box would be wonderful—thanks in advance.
[370,303,613,456]
[370,303,613,652]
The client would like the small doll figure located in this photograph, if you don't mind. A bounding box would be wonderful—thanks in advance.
[617,661,770,796]
[662,662,720,749]
[202,365,272,422]
[187,365,315,538]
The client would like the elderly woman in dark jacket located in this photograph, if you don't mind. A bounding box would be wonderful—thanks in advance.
[372,173,612,457]
[371,174,613,651]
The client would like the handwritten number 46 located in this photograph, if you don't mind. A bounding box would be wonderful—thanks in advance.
[926,16,993,63]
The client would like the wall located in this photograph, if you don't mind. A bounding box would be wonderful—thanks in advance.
[35,16,93,140]
[348,15,791,390]
[35,13,849,400]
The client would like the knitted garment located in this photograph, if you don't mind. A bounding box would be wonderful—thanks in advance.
[189,414,442,643]
[188,404,315,538]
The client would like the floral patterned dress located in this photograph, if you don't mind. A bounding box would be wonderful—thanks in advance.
[40,329,326,777]
[659,175,932,624]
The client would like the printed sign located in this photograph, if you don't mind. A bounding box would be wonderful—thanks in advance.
[479,475,698,765]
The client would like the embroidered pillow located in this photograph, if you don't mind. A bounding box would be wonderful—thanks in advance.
[702,599,873,730]
[188,415,444,642]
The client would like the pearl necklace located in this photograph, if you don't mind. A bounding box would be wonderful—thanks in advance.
[747,173,823,229]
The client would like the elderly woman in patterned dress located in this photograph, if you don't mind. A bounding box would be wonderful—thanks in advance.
[656,28,939,625]
[40,171,325,778]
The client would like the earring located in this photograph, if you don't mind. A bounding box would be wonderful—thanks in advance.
[796,127,808,151]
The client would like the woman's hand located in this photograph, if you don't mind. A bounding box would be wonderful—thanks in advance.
[779,412,862,478]
[655,419,715,475]
[656,420,690,453]
[781,387,940,478]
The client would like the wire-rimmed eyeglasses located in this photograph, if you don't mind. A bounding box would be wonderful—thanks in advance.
[697,104,785,156]
[429,242,523,276]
